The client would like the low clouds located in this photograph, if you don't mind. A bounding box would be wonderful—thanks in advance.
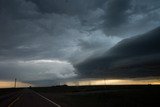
[0,60,76,81]
[0,0,160,85]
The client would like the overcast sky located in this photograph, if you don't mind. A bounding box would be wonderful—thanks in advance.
[0,0,160,86]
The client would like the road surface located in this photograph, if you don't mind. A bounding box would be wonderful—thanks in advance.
[0,89,61,107]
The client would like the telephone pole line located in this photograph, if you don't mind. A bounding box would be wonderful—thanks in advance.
[14,78,17,88]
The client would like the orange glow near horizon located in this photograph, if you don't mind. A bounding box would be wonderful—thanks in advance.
[66,78,160,86]
[0,81,33,88]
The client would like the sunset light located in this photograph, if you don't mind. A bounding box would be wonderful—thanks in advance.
[67,78,160,86]
[0,81,33,88]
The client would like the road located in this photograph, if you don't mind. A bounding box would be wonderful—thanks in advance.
[0,89,61,107]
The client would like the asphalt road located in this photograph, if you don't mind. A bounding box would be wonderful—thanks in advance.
[0,89,61,107]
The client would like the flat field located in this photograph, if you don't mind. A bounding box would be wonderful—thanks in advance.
[0,85,160,107]
[32,85,160,107]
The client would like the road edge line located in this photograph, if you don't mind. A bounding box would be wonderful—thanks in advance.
[32,90,61,107]
[8,94,22,107]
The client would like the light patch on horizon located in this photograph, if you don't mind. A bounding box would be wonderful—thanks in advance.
[66,78,160,86]
[0,81,33,88]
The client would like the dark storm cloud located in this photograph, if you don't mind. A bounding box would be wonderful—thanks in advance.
[0,0,40,19]
[102,0,160,36]
[28,0,105,14]
[0,0,106,61]
[0,0,160,85]
[0,0,78,60]
[75,27,160,78]
[104,0,131,28]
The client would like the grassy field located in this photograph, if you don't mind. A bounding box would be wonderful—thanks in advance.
[32,85,160,107]
[0,88,21,96]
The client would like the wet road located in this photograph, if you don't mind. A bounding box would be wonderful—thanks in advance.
[0,89,61,107]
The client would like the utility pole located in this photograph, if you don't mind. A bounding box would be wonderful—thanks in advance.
[14,78,17,88]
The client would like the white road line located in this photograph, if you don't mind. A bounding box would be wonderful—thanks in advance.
[32,90,61,107]
[8,94,23,107]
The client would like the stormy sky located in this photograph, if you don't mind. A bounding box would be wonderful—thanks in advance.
[0,0,160,86]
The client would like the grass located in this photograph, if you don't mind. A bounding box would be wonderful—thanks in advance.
[32,85,160,107]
